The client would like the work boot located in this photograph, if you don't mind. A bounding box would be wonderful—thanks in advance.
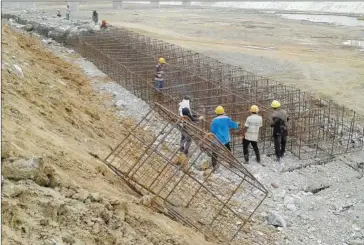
[183,149,189,156]
[244,154,249,164]
[179,146,184,152]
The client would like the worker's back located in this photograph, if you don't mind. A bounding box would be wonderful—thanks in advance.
[210,115,238,145]
[271,109,289,136]
[245,114,263,141]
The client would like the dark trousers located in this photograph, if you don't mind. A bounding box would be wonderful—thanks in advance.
[242,138,260,162]
[212,142,231,171]
[274,135,287,159]
[180,130,192,155]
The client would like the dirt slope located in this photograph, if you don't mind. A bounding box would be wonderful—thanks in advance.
[1,24,215,245]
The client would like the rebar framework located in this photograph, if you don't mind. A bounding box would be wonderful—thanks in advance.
[63,26,364,160]
[104,103,268,241]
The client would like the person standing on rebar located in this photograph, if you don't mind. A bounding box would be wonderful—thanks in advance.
[242,105,262,164]
[154,57,166,102]
[92,10,98,25]
[270,100,289,162]
[210,106,240,171]
[155,57,166,89]
[65,4,70,20]
[178,96,204,156]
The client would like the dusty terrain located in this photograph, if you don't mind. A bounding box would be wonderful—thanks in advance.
[1,24,216,245]
[2,7,364,245]
[44,5,364,114]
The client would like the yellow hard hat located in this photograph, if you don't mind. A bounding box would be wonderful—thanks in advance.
[250,105,259,113]
[271,100,281,109]
[215,106,225,115]
[159,57,166,64]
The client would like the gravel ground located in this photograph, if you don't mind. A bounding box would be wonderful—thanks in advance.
[3,8,364,245]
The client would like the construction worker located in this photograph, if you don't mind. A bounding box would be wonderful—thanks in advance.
[210,106,240,171]
[178,95,191,116]
[92,10,99,25]
[179,96,204,156]
[57,9,61,17]
[270,100,289,162]
[155,57,166,90]
[100,20,108,30]
[65,4,70,20]
[242,105,262,164]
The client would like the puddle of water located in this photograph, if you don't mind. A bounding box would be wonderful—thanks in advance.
[278,14,364,27]
[343,40,364,48]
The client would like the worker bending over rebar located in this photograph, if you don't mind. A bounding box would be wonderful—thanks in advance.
[178,96,204,156]
[270,100,289,162]
[210,106,240,171]
[242,105,263,164]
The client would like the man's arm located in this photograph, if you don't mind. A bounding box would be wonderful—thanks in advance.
[271,117,279,127]
[228,118,239,129]
[242,118,250,136]
[210,121,216,134]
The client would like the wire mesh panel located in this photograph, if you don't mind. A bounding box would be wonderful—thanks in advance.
[104,104,268,242]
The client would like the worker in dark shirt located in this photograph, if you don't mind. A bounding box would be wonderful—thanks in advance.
[270,100,289,162]
[92,10,98,25]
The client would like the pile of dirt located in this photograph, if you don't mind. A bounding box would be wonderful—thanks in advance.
[1,24,215,245]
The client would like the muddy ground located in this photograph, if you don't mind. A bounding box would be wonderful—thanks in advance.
[33,3,364,114]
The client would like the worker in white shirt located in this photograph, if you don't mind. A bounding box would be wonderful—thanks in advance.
[242,105,263,164]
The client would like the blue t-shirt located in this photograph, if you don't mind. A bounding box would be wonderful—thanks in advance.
[210,115,239,145]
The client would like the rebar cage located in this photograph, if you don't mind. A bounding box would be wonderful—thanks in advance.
[4,14,364,161]
[104,103,268,242]
[62,26,364,161]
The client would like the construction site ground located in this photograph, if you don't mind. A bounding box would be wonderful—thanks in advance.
[2,7,364,245]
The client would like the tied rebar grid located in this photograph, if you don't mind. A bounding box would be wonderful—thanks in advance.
[104,103,268,242]
[65,27,364,160]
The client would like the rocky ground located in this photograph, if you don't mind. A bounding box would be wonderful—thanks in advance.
[1,24,217,245]
[2,7,364,245]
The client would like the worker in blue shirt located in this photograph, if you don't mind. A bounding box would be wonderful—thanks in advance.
[210,106,240,171]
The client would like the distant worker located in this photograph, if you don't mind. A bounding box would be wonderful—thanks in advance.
[242,105,262,164]
[178,96,204,156]
[92,10,99,25]
[65,4,70,20]
[270,100,289,162]
[210,106,240,171]
[100,20,108,29]
[155,57,166,90]
[57,9,61,17]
